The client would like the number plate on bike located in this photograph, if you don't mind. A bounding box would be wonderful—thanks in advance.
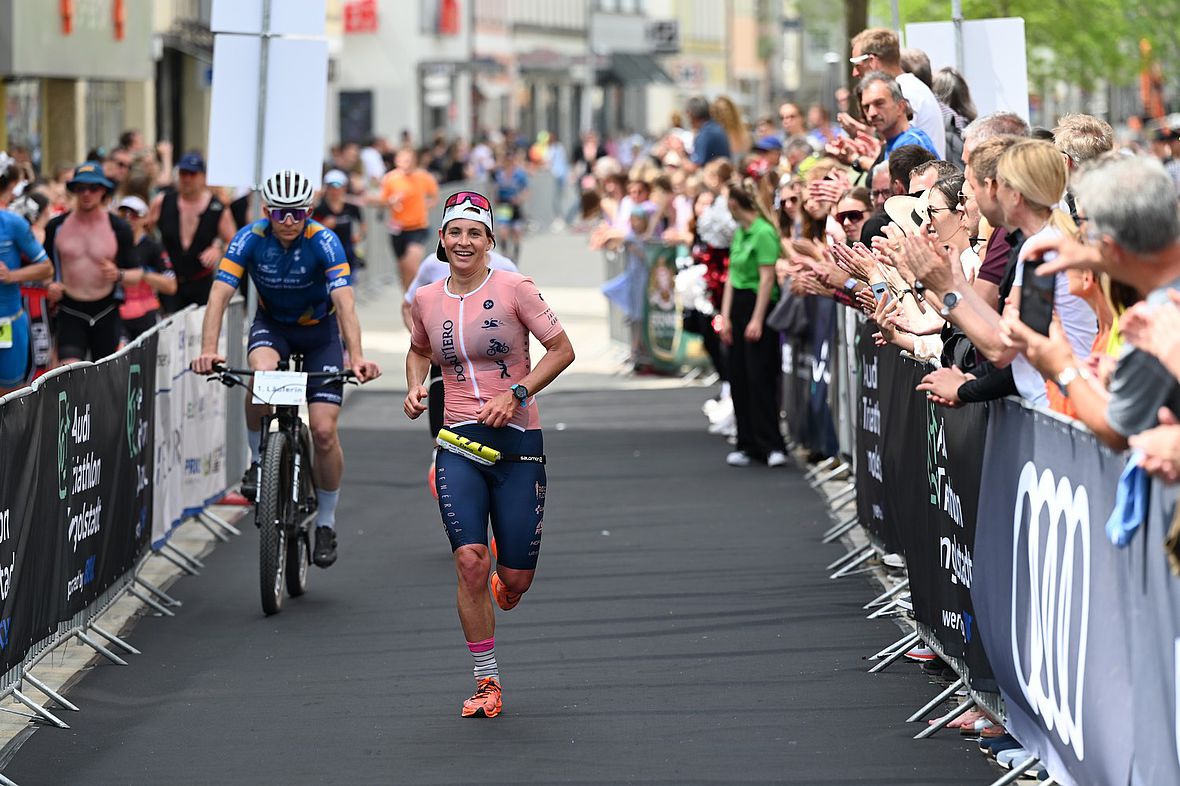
[252,371,308,406]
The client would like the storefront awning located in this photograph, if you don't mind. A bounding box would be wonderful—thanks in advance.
[598,53,673,85]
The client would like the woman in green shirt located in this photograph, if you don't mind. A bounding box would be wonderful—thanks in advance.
[720,185,788,467]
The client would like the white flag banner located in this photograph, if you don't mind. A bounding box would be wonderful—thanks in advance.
[151,308,228,546]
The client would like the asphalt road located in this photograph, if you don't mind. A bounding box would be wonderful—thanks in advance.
[4,388,996,785]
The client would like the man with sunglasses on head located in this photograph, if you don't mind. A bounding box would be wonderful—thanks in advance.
[43,161,143,364]
[191,169,381,569]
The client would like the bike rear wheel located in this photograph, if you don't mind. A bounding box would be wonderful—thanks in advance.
[257,430,291,616]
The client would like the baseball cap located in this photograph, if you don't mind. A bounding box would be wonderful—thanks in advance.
[323,169,348,188]
[117,195,149,216]
[67,161,115,192]
[177,151,206,173]
[435,191,495,262]
[754,135,784,152]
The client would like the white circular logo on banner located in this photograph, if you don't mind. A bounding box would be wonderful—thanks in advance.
[1011,461,1091,760]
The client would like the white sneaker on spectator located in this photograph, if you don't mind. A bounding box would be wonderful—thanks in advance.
[882,553,905,569]
[726,451,752,467]
[708,413,736,436]
[904,645,936,662]
[707,395,733,424]
[767,451,788,467]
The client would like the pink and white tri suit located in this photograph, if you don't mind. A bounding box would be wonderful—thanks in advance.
[410,269,564,430]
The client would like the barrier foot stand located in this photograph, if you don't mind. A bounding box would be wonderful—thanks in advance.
[163,542,205,570]
[987,756,1040,786]
[804,457,838,483]
[89,623,141,656]
[913,696,975,739]
[905,677,964,722]
[157,544,203,575]
[75,631,128,666]
[827,543,872,572]
[812,462,851,489]
[825,483,857,508]
[829,490,858,515]
[128,586,176,617]
[10,689,68,729]
[831,547,876,579]
[195,514,231,543]
[822,515,859,544]
[869,632,921,673]
[200,510,242,537]
[864,578,909,610]
[867,596,906,620]
[21,672,80,713]
[135,577,182,607]
[869,630,920,661]
[0,772,21,786]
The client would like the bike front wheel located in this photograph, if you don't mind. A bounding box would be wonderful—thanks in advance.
[257,430,292,616]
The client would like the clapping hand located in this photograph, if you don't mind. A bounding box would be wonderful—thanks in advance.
[1120,293,1180,378]
[916,366,974,408]
[1129,408,1180,483]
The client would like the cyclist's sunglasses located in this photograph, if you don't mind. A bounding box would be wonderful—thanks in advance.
[268,206,312,225]
[444,191,492,211]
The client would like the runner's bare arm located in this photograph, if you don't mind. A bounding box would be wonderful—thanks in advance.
[404,347,431,419]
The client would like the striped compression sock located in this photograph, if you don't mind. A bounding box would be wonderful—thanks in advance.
[467,638,499,681]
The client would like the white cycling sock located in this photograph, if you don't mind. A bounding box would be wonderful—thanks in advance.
[467,638,499,681]
[247,429,261,464]
[316,489,339,529]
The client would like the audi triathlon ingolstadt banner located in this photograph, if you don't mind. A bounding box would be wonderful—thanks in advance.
[972,400,1131,786]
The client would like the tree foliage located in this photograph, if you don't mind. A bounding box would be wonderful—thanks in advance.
[869,0,1180,88]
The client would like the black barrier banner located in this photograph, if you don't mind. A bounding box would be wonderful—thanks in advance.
[38,343,156,622]
[854,340,992,683]
[854,319,896,553]
[782,334,810,449]
[972,400,1131,786]
[0,393,57,674]
[804,297,838,458]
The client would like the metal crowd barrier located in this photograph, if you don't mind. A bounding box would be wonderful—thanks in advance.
[0,299,248,784]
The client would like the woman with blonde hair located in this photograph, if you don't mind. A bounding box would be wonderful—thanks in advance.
[993,139,1096,406]
[711,96,751,156]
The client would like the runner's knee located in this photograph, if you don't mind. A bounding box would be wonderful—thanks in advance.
[454,547,491,590]
[498,570,532,595]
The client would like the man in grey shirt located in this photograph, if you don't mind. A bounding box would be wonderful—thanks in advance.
[1003,153,1180,450]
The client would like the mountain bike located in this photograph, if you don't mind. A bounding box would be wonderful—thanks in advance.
[211,358,355,615]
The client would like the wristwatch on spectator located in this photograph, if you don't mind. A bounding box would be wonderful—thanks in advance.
[1054,366,1090,397]
[843,277,858,292]
[938,290,963,317]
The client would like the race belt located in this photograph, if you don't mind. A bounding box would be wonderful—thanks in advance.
[436,428,546,466]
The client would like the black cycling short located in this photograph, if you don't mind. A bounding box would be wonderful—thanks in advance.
[55,295,122,362]
[435,423,546,571]
[389,228,431,260]
[122,311,159,341]
[247,311,345,406]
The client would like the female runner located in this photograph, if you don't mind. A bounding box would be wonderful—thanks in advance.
[404,191,575,717]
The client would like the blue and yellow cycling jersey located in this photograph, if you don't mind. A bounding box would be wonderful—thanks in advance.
[216,219,351,325]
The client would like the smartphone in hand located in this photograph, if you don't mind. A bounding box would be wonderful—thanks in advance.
[871,281,891,302]
[1019,253,1057,336]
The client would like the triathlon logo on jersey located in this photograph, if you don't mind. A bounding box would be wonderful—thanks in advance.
[483,300,494,310]
[481,318,504,329]
[495,360,510,378]
[487,339,510,356]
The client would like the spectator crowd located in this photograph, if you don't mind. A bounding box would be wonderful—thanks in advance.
[567,25,1180,778]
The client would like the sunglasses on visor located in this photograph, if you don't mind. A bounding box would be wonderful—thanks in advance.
[444,191,492,211]
[268,206,312,225]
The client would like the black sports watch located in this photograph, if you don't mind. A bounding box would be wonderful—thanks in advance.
[510,384,529,405]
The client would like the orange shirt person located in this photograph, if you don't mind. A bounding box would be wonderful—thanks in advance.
[379,148,439,290]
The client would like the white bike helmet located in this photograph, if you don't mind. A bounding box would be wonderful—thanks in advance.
[260,169,315,208]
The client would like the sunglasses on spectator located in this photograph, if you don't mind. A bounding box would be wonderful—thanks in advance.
[956,191,969,206]
[926,206,956,216]
[836,210,866,222]
[445,191,491,211]
[72,184,106,194]
[849,53,874,64]
[268,206,312,225]
[870,189,891,201]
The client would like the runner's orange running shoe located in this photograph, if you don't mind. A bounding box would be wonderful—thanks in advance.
[490,572,520,611]
[461,677,502,718]
[428,460,438,500]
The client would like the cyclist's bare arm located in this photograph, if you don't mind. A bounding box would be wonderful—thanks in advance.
[330,286,380,382]
[192,280,235,373]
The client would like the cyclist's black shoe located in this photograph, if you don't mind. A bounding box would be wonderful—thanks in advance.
[313,526,338,568]
[240,462,260,502]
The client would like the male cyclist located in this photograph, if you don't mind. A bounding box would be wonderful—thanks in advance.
[191,169,380,568]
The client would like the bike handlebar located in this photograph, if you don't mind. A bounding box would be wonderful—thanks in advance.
[209,363,358,391]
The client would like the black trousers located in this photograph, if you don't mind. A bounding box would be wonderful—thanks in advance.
[728,288,785,461]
